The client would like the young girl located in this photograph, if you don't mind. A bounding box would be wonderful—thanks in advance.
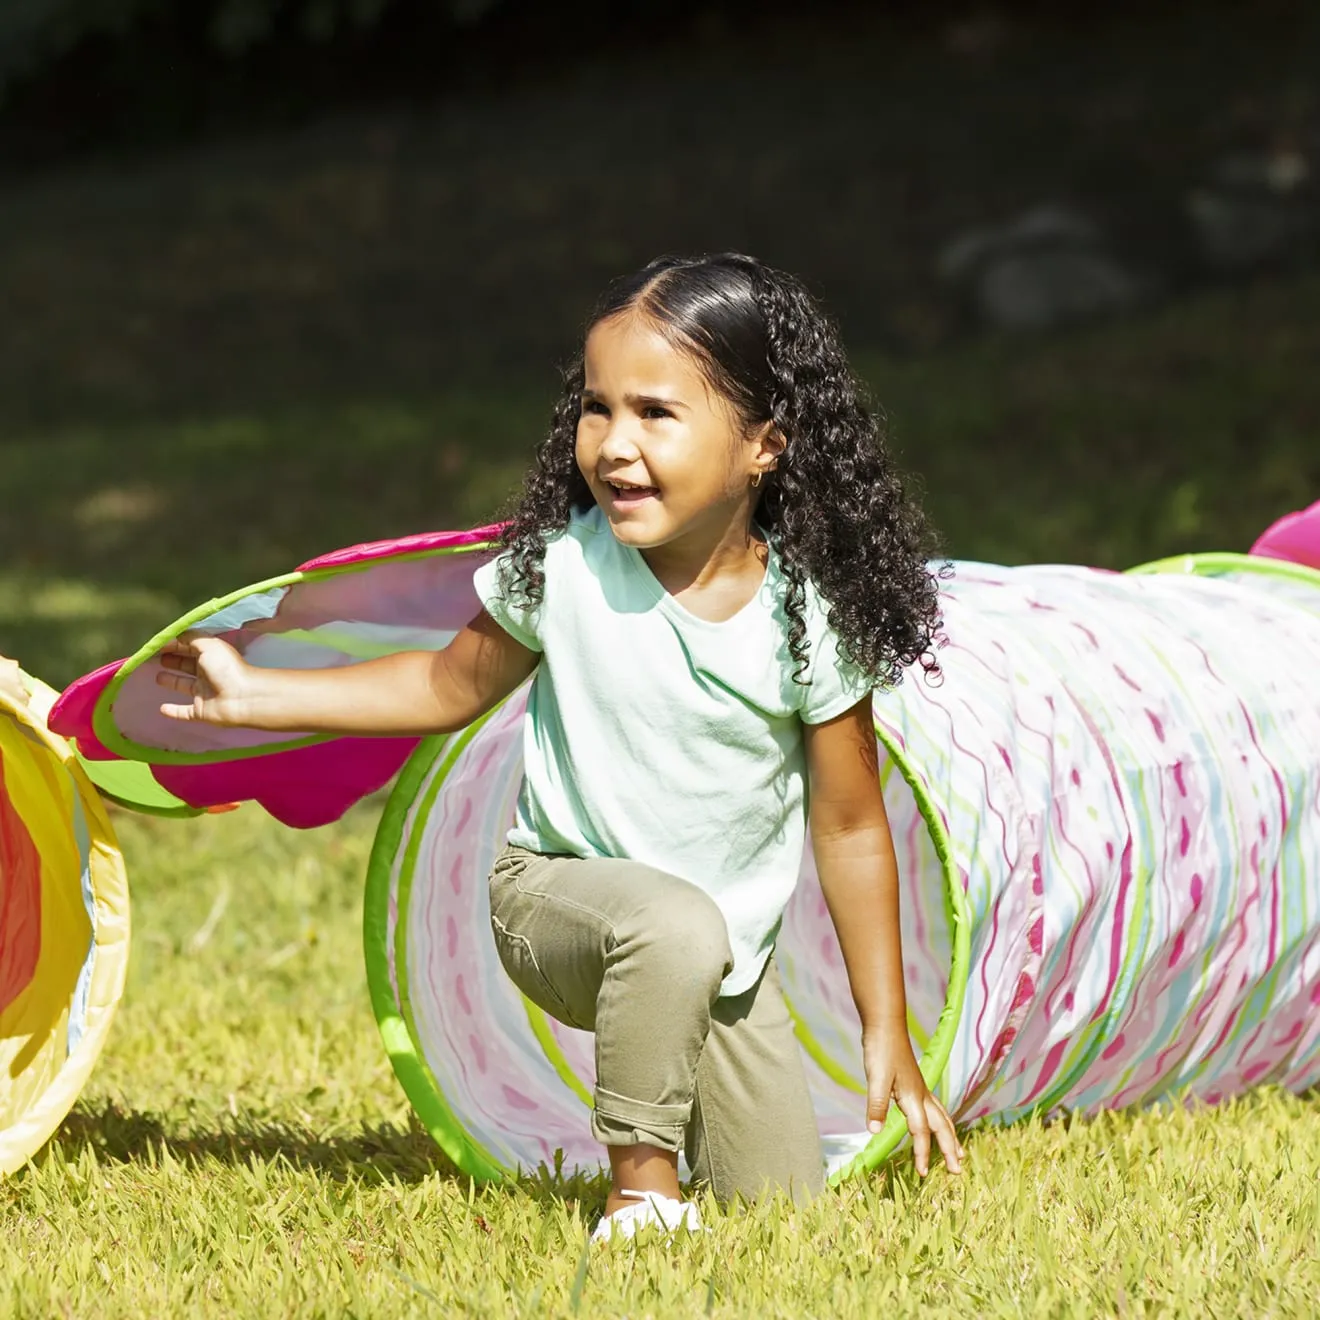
[157,253,965,1238]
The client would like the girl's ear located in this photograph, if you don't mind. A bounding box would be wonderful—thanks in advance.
[751,420,787,469]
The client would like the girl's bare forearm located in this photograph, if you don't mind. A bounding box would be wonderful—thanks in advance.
[233,650,469,735]
[812,824,910,1032]
[234,615,539,736]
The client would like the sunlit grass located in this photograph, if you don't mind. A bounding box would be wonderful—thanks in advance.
[3,805,1318,1317]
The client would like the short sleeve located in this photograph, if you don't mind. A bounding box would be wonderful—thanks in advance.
[797,595,875,725]
[472,551,545,653]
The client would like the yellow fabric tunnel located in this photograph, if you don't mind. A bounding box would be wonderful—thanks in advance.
[1,680,130,1175]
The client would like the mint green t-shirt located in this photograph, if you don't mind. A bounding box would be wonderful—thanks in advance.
[472,505,873,996]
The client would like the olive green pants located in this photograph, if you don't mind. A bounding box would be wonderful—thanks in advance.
[488,845,824,1204]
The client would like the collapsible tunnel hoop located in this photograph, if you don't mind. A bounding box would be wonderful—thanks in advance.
[364,715,509,1182]
[362,700,973,1183]
[86,534,498,768]
[49,528,503,831]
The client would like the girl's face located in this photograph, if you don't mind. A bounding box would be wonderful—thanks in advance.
[575,311,776,559]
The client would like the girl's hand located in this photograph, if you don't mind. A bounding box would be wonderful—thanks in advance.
[862,1023,965,1177]
[156,636,263,726]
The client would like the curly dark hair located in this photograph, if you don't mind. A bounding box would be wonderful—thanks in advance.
[499,252,944,687]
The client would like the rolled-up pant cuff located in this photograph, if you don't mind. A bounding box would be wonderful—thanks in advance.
[590,1087,690,1151]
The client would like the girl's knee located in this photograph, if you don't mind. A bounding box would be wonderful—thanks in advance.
[618,881,732,990]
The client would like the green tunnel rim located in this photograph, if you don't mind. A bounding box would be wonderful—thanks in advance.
[1127,550,1320,590]
[363,721,507,1183]
[92,541,496,766]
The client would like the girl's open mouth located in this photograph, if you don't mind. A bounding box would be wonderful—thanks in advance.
[606,482,660,506]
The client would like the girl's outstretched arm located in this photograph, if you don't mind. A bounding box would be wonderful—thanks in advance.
[804,695,965,1177]
[155,609,539,737]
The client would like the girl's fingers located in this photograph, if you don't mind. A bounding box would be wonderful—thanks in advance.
[866,1082,891,1134]
[926,1098,966,1173]
[159,702,197,722]
[906,1106,932,1177]
[159,633,213,664]
[893,1087,964,1178]
[935,1099,967,1160]
[155,669,197,693]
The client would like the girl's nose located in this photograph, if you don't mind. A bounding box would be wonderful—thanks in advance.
[598,422,642,464]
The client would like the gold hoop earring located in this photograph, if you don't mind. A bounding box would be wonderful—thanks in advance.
[751,471,763,489]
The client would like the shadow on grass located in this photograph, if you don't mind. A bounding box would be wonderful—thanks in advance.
[48,1100,612,1205]
[51,1101,454,1184]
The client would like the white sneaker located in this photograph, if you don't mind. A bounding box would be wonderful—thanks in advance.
[589,1189,704,1244]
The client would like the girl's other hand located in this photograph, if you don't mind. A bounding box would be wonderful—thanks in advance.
[155,636,259,726]
[862,1023,966,1177]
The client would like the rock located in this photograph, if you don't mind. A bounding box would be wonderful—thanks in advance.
[974,249,1147,332]
[1186,151,1317,271]
[937,206,1101,282]
[938,206,1148,332]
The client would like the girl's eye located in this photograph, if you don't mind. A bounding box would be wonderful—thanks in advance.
[642,406,672,421]
[582,399,608,416]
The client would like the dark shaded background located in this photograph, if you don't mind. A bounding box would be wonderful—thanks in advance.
[2,1,1318,683]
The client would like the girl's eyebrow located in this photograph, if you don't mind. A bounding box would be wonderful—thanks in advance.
[580,387,688,411]
[629,393,687,411]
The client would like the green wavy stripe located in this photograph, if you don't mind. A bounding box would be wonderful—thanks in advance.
[784,994,866,1097]
[274,627,455,661]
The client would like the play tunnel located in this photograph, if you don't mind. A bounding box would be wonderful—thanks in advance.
[1,678,129,1175]
[48,505,1320,1181]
